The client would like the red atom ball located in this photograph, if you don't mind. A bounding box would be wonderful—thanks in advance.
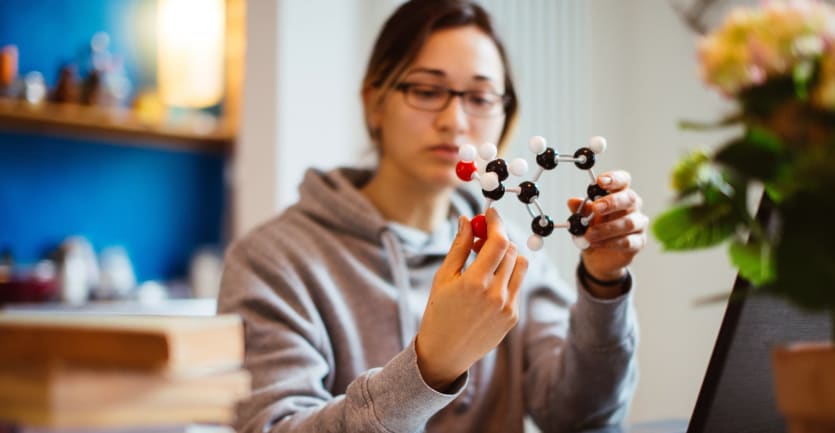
[471,214,487,239]
[456,161,477,181]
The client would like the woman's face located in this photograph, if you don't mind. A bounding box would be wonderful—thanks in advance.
[369,25,507,190]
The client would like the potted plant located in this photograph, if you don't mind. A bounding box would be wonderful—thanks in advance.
[654,1,835,431]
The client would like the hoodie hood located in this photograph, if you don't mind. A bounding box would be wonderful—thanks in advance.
[294,167,482,346]
[295,167,482,246]
[296,168,388,244]
[294,167,484,410]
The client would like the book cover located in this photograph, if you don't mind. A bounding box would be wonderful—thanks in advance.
[0,314,244,373]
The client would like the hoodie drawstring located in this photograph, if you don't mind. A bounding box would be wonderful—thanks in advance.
[380,227,476,412]
[381,229,415,349]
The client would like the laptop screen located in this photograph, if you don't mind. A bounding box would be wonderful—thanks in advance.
[685,276,830,433]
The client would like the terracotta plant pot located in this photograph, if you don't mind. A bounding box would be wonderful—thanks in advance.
[772,342,835,433]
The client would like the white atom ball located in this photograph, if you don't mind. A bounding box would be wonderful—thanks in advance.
[529,136,547,154]
[527,235,544,251]
[480,172,500,191]
[509,158,529,177]
[589,136,607,154]
[478,142,497,160]
[459,144,477,162]
[573,236,590,250]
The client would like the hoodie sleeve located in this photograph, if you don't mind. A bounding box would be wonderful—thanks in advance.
[522,253,639,432]
[218,241,466,433]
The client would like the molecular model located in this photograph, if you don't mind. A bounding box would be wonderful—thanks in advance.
[455,136,610,251]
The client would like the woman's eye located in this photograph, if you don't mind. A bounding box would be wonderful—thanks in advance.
[467,93,494,106]
[411,87,445,100]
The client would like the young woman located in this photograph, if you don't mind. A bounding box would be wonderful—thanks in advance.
[219,1,648,432]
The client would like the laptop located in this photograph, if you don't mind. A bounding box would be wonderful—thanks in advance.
[586,197,830,433]
[581,272,830,433]
[681,273,830,433]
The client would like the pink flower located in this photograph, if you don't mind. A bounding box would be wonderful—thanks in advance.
[696,0,835,103]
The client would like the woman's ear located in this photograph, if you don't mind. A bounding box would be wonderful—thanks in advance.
[362,85,383,136]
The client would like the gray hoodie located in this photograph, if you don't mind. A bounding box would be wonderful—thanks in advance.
[218,168,638,433]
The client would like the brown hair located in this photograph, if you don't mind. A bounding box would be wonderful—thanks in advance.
[361,0,519,151]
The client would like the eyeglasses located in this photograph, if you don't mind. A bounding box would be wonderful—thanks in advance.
[394,82,508,117]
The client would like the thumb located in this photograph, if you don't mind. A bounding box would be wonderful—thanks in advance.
[438,216,474,277]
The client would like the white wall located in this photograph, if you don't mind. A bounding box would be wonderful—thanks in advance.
[233,0,281,237]
[234,0,399,236]
[589,0,739,422]
[236,0,745,424]
[274,0,395,211]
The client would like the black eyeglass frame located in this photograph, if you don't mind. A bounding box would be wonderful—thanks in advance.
[393,82,511,117]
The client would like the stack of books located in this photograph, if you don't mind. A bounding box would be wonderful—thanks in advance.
[0,312,249,432]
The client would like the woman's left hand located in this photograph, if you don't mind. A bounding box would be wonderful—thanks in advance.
[567,170,648,298]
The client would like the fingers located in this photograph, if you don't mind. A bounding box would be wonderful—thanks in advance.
[489,245,527,324]
[490,244,518,296]
[505,255,528,315]
[596,170,632,192]
[568,171,638,217]
[567,197,593,214]
[592,188,642,218]
[585,212,649,244]
[587,232,647,252]
[469,208,511,276]
[437,216,474,277]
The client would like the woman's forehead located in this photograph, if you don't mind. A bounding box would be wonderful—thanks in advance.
[407,26,505,86]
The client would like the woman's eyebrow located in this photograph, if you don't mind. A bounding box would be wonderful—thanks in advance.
[405,67,498,83]
[405,67,447,77]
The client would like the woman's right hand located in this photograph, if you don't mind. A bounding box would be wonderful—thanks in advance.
[415,208,529,391]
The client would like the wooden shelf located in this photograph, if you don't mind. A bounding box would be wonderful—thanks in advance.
[0,98,235,153]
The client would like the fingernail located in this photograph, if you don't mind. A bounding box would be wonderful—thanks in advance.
[595,202,608,213]
[458,216,465,232]
[599,176,612,186]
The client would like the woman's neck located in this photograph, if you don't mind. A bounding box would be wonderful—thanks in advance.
[360,164,453,233]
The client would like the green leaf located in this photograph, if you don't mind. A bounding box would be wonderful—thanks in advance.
[653,203,739,251]
[770,189,835,312]
[671,148,711,193]
[714,134,783,181]
[793,60,814,100]
[764,184,785,203]
[678,113,745,131]
[745,126,782,151]
[728,239,776,286]
[702,178,738,206]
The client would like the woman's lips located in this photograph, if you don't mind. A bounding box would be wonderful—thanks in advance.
[428,144,460,160]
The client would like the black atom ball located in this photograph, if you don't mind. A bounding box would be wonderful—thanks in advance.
[574,147,595,170]
[587,184,609,201]
[568,213,589,236]
[482,184,505,200]
[486,159,509,181]
[531,215,555,237]
[536,147,558,170]
[517,181,540,204]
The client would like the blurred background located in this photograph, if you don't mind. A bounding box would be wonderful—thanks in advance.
[0,0,754,425]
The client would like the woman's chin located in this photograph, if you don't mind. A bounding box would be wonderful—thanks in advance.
[418,171,460,192]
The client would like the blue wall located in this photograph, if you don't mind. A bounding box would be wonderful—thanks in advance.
[0,1,226,282]
[0,0,156,92]
[0,133,225,281]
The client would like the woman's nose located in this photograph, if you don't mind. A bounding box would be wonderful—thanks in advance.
[435,94,470,134]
